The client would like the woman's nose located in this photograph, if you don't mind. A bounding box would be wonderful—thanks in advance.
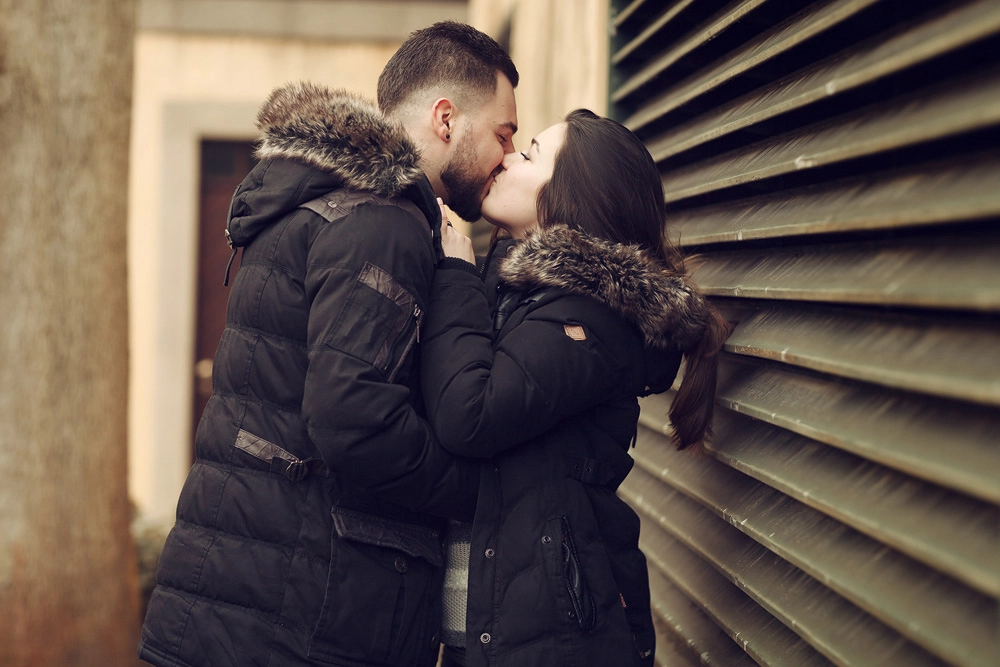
[501,152,518,168]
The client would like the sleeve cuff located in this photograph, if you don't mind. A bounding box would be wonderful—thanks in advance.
[438,257,481,277]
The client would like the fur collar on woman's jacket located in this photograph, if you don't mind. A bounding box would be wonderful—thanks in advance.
[254,81,422,198]
[498,225,710,352]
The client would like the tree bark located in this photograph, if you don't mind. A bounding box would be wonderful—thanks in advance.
[0,1,140,664]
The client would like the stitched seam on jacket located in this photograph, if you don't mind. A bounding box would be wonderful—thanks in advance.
[154,584,310,633]
[207,390,303,414]
[171,518,329,566]
[222,323,309,348]
[138,637,198,667]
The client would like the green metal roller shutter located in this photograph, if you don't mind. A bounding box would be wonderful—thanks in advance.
[609,1,1000,665]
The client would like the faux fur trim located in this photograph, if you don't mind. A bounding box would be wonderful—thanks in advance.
[254,82,422,198]
[498,226,710,351]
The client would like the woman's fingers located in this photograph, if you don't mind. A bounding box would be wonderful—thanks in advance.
[436,198,474,262]
[440,224,475,264]
[437,197,451,226]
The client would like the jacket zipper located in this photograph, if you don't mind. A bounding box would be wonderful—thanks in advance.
[387,303,422,382]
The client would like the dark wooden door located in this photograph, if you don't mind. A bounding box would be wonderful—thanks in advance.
[193,140,256,449]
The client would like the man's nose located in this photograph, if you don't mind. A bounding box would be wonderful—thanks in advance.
[500,152,518,168]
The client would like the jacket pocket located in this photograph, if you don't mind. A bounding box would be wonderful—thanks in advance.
[327,262,423,383]
[543,516,597,633]
[308,507,442,666]
[330,506,443,567]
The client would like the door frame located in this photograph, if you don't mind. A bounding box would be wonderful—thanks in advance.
[128,101,257,524]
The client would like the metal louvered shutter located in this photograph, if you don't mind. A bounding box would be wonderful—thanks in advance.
[609,2,999,666]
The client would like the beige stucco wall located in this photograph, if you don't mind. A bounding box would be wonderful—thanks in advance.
[470,0,610,146]
[127,34,405,523]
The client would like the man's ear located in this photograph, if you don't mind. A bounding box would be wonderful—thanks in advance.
[431,98,455,143]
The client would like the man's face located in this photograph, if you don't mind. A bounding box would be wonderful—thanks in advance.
[441,75,517,221]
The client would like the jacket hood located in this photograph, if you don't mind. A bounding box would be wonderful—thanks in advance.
[254,82,423,197]
[498,226,710,353]
[227,82,426,248]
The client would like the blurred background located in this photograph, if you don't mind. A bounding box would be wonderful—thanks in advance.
[1,0,997,665]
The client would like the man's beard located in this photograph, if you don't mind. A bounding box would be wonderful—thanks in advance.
[440,137,486,222]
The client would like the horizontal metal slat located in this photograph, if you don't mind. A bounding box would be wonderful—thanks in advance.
[612,0,697,64]
[670,151,1000,244]
[640,380,998,506]
[612,0,655,30]
[623,468,951,666]
[629,427,999,667]
[693,405,1000,595]
[690,233,1000,310]
[639,394,999,594]
[647,567,758,667]
[629,499,837,666]
[635,0,1000,147]
[718,302,1000,408]
[613,0,771,100]
[624,0,886,130]
[661,67,1000,202]
[709,350,1000,501]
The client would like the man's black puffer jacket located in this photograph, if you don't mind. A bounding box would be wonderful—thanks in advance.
[139,82,478,667]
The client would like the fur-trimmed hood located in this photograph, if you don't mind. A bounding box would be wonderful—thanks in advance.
[254,82,422,197]
[227,82,430,249]
[499,226,710,352]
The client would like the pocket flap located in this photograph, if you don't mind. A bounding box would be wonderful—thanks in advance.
[331,506,443,567]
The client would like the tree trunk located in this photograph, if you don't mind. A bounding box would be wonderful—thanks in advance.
[0,1,140,664]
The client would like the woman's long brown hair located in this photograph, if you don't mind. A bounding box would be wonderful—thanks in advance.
[536,109,732,450]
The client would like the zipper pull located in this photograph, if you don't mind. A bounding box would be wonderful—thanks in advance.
[223,230,238,287]
[414,303,423,343]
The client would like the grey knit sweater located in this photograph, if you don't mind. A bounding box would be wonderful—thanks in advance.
[441,520,473,647]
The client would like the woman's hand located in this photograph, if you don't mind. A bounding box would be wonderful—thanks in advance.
[438,198,476,264]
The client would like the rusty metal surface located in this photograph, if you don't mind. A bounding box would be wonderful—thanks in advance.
[669,152,1000,244]
[661,69,1000,202]
[623,468,951,666]
[628,427,998,666]
[636,0,1000,150]
[691,233,1000,310]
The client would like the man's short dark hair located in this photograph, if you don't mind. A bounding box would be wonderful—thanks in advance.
[378,21,519,114]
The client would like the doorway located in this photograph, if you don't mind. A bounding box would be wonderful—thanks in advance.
[192,140,257,450]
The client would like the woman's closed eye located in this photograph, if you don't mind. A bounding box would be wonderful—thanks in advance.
[520,151,529,160]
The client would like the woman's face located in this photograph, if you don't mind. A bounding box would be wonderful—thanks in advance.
[480,122,566,238]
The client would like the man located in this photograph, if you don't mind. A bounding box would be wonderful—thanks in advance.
[139,22,518,667]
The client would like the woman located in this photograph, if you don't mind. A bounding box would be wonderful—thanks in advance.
[421,110,731,667]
